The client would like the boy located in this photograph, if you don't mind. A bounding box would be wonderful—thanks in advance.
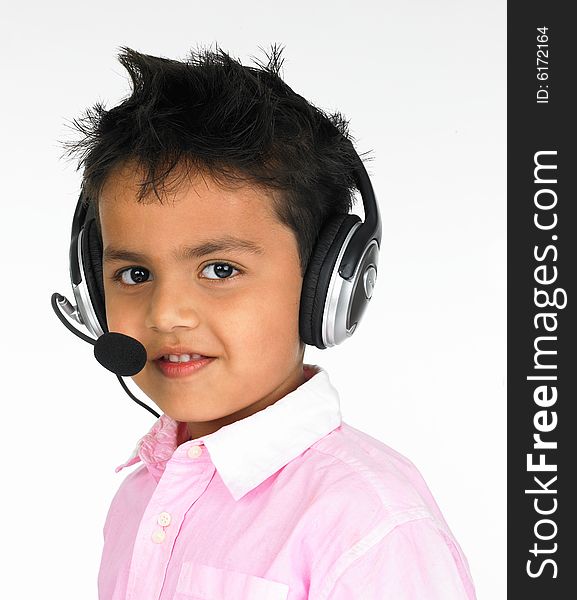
[62,45,476,598]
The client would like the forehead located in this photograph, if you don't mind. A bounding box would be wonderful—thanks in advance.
[98,162,283,243]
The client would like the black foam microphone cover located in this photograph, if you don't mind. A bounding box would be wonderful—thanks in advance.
[94,332,148,376]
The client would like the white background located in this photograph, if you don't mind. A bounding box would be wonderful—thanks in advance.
[1,1,505,598]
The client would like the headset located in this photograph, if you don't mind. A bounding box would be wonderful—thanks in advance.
[52,147,381,416]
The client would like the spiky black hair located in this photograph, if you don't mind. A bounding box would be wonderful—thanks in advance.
[60,44,367,275]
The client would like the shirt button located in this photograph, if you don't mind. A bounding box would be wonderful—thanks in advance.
[187,445,202,458]
[157,512,171,527]
[151,530,166,544]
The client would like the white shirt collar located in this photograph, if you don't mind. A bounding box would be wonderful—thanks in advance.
[116,363,342,501]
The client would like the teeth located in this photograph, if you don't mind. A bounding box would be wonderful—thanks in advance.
[164,354,204,362]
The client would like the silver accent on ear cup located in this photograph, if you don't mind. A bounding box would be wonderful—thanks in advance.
[363,265,377,299]
[71,228,105,339]
[322,231,379,347]
[321,222,361,347]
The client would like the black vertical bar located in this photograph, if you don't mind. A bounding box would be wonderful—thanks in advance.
[508,2,576,597]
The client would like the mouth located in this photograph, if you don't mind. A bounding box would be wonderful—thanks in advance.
[156,353,211,363]
[153,355,216,378]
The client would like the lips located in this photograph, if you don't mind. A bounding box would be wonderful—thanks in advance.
[154,355,216,378]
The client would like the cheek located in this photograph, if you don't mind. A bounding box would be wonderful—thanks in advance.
[104,293,142,335]
[218,279,302,350]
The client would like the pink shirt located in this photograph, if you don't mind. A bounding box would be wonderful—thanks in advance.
[99,364,477,599]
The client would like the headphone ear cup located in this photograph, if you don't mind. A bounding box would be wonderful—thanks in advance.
[81,218,108,334]
[299,213,361,349]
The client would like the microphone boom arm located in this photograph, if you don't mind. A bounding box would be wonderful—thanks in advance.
[50,293,160,419]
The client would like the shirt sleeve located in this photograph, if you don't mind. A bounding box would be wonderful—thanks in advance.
[321,516,477,600]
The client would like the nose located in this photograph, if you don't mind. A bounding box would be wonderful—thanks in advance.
[144,275,201,333]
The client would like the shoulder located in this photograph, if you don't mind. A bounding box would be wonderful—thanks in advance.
[294,421,466,569]
[300,423,476,598]
[307,421,448,525]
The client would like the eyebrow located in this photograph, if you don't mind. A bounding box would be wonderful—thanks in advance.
[103,236,265,263]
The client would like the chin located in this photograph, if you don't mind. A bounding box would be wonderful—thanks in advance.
[160,400,223,423]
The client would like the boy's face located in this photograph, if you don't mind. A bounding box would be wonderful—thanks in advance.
[99,162,306,441]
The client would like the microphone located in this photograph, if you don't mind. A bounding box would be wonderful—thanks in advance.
[94,332,147,377]
[51,293,160,418]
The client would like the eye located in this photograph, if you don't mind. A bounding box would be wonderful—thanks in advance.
[201,262,241,281]
[114,267,152,286]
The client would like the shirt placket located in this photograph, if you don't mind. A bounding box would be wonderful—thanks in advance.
[125,443,215,600]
